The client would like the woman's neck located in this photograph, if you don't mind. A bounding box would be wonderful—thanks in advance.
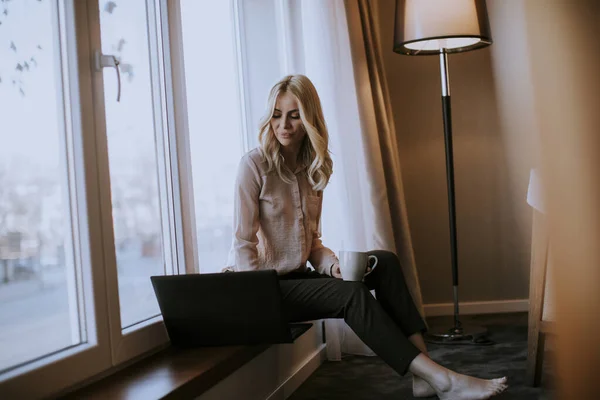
[281,146,301,171]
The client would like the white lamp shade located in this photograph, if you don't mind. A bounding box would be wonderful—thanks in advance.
[394,0,492,55]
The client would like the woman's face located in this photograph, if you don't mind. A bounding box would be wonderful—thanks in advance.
[271,92,306,150]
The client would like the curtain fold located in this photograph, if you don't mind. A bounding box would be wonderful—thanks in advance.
[348,0,425,320]
[276,0,424,359]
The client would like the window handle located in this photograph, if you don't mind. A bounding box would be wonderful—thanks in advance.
[94,51,121,102]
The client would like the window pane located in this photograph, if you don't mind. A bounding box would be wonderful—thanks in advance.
[0,1,82,372]
[181,0,244,273]
[99,0,171,328]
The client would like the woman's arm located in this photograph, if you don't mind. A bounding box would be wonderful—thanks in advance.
[308,195,340,276]
[231,155,262,271]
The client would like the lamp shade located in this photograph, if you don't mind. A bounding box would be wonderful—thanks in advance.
[394,0,492,55]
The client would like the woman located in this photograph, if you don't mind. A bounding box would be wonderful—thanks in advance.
[226,75,507,399]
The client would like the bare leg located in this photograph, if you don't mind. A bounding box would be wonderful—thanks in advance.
[409,354,508,400]
[409,332,429,356]
[409,333,437,397]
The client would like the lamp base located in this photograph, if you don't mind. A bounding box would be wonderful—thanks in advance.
[425,324,491,345]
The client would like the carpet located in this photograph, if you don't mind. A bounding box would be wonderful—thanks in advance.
[289,313,553,400]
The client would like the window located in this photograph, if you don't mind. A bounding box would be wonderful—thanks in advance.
[98,0,176,330]
[180,0,245,273]
[0,0,278,397]
[0,1,112,397]
[180,0,296,275]
[0,0,181,396]
[95,0,182,365]
[0,0,85,374]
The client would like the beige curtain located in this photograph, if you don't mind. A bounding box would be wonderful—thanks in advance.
[345,0,425,318]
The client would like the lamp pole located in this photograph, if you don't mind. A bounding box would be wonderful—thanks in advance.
[425,49,487,342]
[439,49,462,333]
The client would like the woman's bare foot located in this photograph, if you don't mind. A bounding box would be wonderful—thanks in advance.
[408,353,507,400]
[434,370,508,400]
[413,374,436,397]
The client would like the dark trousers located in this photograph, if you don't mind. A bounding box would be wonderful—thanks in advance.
[279,250,426,376]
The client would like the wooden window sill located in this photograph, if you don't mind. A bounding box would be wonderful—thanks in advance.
[62,344,270,399]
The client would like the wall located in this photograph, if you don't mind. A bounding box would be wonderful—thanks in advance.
[372,0,535,305]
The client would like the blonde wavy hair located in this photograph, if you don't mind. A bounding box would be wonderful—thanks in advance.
[258,75,333,191]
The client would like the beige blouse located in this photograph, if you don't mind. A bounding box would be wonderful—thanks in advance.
[225,148,338,275]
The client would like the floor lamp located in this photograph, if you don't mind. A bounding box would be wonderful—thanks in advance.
[393,0,493,343]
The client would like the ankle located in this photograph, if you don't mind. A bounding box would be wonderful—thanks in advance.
[430,369,452,393]
[408,354,452,394]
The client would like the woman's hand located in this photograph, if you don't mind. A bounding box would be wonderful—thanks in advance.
[330,263,342,279]
[329,263,372,279]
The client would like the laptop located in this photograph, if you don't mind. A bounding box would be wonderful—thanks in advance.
[150,270,313,347]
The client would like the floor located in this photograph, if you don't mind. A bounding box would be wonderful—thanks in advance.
[290,313,553,399]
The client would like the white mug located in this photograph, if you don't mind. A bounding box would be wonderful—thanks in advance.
[339,251,378,281]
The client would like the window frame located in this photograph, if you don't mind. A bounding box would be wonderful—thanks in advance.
[87,0,192,365]
[163,0,199,276]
